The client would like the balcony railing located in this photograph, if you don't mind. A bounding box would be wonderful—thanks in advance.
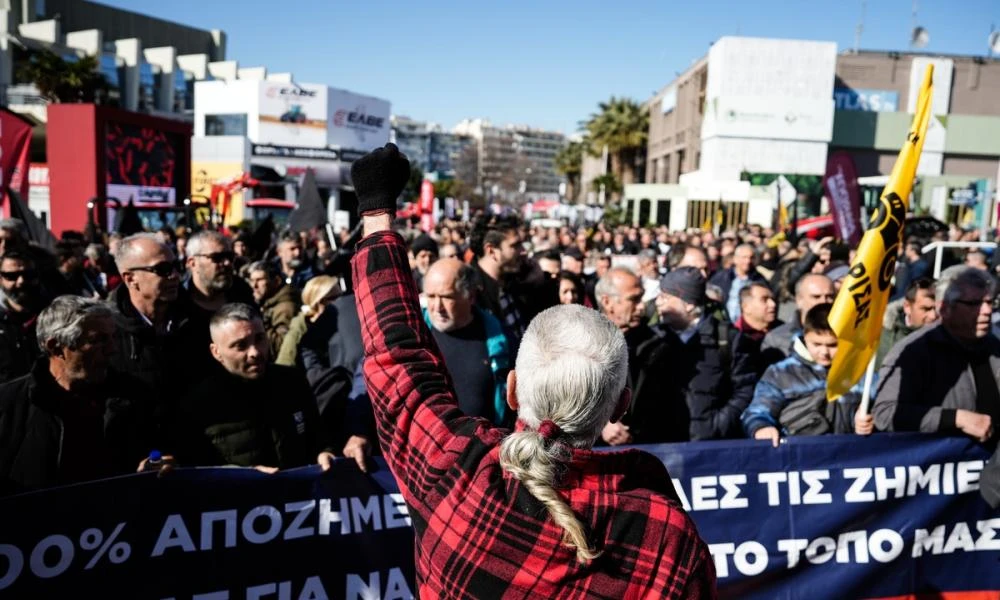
[1,84,48,106]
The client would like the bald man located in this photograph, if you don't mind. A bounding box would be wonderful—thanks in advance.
[423,259,514,425]
[760,273,835,366]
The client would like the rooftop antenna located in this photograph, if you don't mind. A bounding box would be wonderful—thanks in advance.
[854,0,866,54]
[910,0,929,49]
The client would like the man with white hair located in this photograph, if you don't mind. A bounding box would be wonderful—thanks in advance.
[347,144,714,598]
[0,296,157,495]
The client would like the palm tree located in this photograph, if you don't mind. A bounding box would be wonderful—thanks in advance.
[582,97,649,188]
[554,139,585,203]
[15,49,111,104]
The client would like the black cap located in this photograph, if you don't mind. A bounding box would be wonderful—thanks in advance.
[659,266,706,305]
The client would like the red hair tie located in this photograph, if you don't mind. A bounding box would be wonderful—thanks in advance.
[536,419,563,440]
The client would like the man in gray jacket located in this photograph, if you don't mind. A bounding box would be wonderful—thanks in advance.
[873,269,997,445]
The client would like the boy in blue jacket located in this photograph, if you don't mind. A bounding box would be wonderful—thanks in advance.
[742,303,874,446]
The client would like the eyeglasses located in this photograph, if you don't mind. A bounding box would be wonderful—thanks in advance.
[128,261,180,277]
[194,251,235,264]
[0,269,37,282]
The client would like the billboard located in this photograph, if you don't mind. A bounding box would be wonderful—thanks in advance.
[701,95,834,142]
[705,37,837,102]
[326,88,390,152]
[702,37,837,146]
[105,122,182,205]
[258,82,328,148]
[833,88,899,112]
[191,161,246,225]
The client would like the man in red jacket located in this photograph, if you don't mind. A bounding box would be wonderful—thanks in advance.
[350,143,716,599]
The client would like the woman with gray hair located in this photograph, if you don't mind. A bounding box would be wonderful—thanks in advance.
[349,145,714,599]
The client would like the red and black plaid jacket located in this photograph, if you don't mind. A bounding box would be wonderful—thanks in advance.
[353,230,716,599]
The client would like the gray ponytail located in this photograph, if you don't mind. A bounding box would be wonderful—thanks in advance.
[497,304,628,563]
[499,430,600,563]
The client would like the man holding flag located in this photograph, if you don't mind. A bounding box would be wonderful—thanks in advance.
[825,65,934,410]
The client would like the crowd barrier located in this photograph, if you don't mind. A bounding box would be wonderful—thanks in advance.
[1,433,997,599]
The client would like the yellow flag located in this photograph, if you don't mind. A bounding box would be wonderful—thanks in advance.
[826,65,934,401]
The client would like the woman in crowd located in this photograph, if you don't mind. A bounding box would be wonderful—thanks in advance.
[276,275,341,367]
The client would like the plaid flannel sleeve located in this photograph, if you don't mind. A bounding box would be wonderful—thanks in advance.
[351,230,482,506]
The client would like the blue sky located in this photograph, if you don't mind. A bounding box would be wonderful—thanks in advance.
[98,0,998,135]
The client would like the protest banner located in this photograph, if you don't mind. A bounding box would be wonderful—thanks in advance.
[0,434,997,599]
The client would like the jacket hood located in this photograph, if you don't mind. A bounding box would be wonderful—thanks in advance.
[790,335,828,372]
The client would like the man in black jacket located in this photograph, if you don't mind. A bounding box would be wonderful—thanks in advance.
[472,217,557,340]
[109,234,201,403]
[0,296,156,495]
[0,252,47,384]
[632,267,757,442]
[594,266,655,446]
[177,303,334,471]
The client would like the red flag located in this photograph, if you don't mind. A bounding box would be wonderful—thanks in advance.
[419,179,435,232]
[0,109,33,218]
[823,151,862,247]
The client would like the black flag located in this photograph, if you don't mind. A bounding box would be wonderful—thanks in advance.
[288,169,327,233]
[249,214,275,260]
[5,187,57,250]
[114,200,144,235]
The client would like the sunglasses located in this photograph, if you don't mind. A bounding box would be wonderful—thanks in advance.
[128,261,180,277]
[194,251,235,264]
[0,269,37,282]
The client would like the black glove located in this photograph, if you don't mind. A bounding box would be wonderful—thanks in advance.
[350,143,410,217]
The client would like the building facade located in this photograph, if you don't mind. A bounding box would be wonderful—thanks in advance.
[1,0,230,122]
[390,116,474,178]
[641,36,1000,229]
[646,58,707,184]
[647,38,1000,185]
[453,118,566,198]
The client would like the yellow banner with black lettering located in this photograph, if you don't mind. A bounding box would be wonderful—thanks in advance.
[826,65,934,401]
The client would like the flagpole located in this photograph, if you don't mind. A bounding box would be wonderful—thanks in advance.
[858,355,877,415]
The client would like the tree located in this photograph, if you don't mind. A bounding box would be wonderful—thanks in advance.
[402,165,425,203]
[555,139,585,204]
[582,97,649,193]
[590,173,623,197]
[15,49,111,104]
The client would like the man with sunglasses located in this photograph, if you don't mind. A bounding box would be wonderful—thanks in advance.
[179,231,258,382]
[0,252,47,384]
[109,234,199,406]
[183,231,254,315]
[875,269,999,447]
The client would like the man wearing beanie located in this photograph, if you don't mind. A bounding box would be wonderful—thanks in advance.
[409,233,438,291]
[346,144,715,598]
[622,266,756,442]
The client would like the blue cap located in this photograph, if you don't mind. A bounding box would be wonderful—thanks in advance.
[148,450,162,461]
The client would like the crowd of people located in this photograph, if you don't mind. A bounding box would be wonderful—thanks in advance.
[0,191,998,495]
